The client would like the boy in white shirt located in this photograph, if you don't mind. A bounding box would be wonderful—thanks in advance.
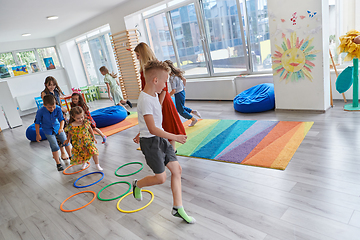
[133,60,195,224]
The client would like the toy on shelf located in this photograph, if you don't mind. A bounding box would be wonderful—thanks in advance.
[337,30,360,111]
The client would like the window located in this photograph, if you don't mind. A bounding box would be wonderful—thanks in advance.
[76,27,116,85]
[37,47,61,70]
[0,46,61,79]
[145,12,177,63]
[0,52,15,77]
[16,50,37,73]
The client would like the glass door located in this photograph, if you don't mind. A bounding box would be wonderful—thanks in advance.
[88,37,109,84]
[168,3,208,76]
[78,41,98,85]
[201,0,248,74]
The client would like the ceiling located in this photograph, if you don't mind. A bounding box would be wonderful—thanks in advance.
[0,0,128,43]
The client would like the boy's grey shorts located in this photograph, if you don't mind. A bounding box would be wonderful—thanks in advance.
[140,136,177,174]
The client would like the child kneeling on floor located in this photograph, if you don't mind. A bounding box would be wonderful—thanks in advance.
[35,95,71,171]
[133,60,195,224]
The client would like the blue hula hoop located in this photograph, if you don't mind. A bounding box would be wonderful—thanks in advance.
[74,171,104,188]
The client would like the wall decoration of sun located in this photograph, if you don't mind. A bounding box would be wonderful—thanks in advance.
[272,32,320,83]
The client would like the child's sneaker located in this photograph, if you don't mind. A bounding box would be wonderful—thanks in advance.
[57,164,64,171]
[64,159,71,166]
[127,111,131,116]
[188,118,198,127]
[192,110,201,118]
[126,100,133,108]
[172,207,196,224]
[102,136,107,144]
[132,179,142,201]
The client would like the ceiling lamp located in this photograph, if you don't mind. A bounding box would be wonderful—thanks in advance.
[22,33,31,37]
[47,16,59,20]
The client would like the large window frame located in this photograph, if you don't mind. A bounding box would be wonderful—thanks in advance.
[142,0,271,78]
[0,46,62,79]
[76,27,117,86]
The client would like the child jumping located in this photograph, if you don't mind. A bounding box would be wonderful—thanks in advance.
[133,60,195,224]
[71,92,107,144]
[99,66,132,114]
[165,60,201,127]
[35,95,71,171]
[64,106,103,171]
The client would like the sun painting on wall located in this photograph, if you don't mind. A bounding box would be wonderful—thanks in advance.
[272,32,320,83]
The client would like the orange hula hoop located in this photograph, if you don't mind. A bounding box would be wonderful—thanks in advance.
[63,162,90,175]
[60,190,96,212]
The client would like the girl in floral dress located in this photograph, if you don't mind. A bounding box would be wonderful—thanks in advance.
[64,106,103,171]
[71,92,107,143]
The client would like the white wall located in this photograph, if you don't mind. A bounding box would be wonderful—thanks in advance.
[4,68,70,116]
[59,41,88,89]
[55,0,163,44]
[268,0,330,111]
[0,37,56,53]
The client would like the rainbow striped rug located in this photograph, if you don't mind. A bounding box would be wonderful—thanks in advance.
[176,119,313,170]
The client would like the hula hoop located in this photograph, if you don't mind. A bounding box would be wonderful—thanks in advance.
[115,162,143,177]
[60,190,96,212]
[74,171,104,188]
[117,189,154,213]
[97,181,131,201]
[63,162,90,175]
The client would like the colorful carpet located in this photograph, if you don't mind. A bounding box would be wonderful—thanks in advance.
[176,119,313,170]
[95,112,138,137]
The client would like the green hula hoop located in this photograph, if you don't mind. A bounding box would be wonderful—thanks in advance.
[97,181,131,201]
[115,162,144,177]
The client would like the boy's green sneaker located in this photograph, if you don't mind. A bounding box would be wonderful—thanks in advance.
[172,207,196,224]
[132,180,142,201]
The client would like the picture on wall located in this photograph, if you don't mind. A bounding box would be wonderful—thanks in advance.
[12,65,28,76]
[0,65,11,78]
[30,62,40,73]
[44,57,56,70]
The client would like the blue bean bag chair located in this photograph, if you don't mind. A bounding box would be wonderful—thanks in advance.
[26,123,47,142]
[234,83,275,113]
[91,105,128,128]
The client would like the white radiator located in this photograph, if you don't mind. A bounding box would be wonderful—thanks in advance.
[16,92,40,111]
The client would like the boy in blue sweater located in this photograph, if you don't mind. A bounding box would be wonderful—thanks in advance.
[35,95,71,171]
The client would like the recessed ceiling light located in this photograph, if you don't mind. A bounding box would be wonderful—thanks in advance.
[22,33,31,37]
[47,16,59,20]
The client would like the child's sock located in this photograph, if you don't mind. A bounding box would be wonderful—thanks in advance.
[96,164,103,171]
[57,163,64,171]
[172,206,196,224]
[188,118,198,127]
[81,162,88,169]
[192,110,201,118]
[102,136,107,144]
[132,179,142,201]
[64,159,71,166]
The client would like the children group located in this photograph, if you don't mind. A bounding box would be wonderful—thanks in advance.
[34,42,199,224]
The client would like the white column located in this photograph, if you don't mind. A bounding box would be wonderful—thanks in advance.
[268,0,330,111]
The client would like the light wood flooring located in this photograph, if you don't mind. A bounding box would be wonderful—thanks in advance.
[1,99,360,240]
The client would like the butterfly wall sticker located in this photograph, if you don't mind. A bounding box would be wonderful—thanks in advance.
[290,12,297,25]
[307,10,317,18]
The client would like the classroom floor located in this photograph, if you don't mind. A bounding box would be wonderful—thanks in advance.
[0,99,360,240]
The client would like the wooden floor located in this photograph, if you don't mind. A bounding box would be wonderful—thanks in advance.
[1,99,360,240]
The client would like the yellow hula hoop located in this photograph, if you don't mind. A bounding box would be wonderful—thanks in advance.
[116,189,154,213]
